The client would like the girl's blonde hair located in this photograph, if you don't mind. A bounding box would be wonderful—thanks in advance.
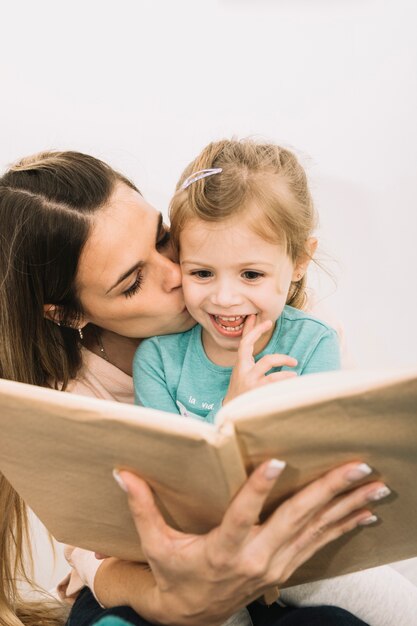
[0,150,138,625]
[170,138,317,309]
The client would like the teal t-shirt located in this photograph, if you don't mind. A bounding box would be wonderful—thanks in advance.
[93,615,134,626]
[133,305,340,424]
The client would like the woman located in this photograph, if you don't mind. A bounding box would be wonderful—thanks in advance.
[0,150,386,626]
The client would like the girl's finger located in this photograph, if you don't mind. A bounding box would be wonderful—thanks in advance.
[254,353,297,375]
[217,459,286,552]
[238,319,273,362]
[265,371,298,383]
[241,314,257,339]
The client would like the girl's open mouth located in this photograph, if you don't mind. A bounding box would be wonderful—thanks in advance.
[209,314,247,337]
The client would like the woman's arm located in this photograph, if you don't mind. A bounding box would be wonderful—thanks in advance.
[93,459,388,626]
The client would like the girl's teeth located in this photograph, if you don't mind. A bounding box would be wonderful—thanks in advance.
[213,315,246,332]
[215,315,245,322]
[228,323,243,331]
[217,321,244,331]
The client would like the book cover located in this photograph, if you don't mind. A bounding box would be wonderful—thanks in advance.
[0,367,416,586]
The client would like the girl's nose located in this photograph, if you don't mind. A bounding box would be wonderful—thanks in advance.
[210,281,242,308]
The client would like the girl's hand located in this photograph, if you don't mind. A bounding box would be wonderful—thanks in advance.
[98,462,388,626]
[223,315,297,405]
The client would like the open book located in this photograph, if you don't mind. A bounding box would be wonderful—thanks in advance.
[0,367,416,587]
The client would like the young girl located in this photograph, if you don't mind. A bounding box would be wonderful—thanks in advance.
[133,138,340,418]
[132,139,410,625]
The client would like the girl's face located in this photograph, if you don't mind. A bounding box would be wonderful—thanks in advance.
[76,183,193,338]
[180,212,305,365]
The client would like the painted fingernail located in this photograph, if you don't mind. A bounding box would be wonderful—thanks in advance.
[345,463,373,482]
[112,468,128,492]
[358,514,378,526]
[367,486,391,501]
[264,459,286,480]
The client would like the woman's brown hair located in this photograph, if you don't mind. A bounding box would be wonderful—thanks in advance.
[170,138,318,310]
[0,150,137,389]
[0,150,137,625]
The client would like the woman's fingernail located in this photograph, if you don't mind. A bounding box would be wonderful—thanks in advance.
[112,468,128,492]
[345,463,373,482]
[367,486,391,501]
[264,459,286,480]
[358,514,378,526]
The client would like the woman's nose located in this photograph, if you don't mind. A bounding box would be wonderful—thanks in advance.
[159,253,182,291]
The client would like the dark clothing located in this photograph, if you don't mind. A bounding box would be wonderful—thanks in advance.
[66,587,369,626]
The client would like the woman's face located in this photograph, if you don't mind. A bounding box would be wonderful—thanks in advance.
[76,183,193,338]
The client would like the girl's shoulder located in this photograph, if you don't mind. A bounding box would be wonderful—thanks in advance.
[135,325,200,364]
[281,304,337,333]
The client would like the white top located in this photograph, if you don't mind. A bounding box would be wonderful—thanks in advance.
[67,348,134,403]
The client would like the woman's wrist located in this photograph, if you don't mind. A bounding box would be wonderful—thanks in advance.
[94,559,158,616]
[94,557,230,626]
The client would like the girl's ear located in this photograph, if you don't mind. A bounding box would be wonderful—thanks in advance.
[292,237,318,281]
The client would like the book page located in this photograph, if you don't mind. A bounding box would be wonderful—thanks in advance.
[217,368,417,584]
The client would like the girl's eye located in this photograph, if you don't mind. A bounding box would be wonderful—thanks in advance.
[242,271,264,280]
[156,228,171,250]
[191,270,213,279]
[123,271,143,298]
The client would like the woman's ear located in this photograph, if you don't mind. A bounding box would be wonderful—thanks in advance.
[43,304,89,330]
[43,304,64,326]
[292,237,318,281]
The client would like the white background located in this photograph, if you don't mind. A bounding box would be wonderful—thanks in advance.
[1,0,416,586]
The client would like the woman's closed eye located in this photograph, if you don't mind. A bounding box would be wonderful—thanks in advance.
[123,271,144,298]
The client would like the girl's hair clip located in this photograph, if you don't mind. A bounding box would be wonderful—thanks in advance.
[181,168,222,190]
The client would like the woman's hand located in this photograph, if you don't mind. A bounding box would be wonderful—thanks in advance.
[223,315,297,405]
[95,460,389,626]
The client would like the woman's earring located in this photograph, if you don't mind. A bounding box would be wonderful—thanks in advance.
[78,327,84,340]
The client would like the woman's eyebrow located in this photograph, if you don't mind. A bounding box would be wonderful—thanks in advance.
[105,214,163,295]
